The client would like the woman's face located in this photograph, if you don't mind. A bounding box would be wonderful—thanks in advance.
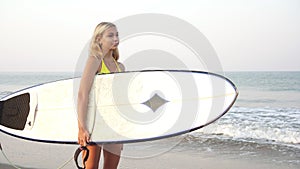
[100,26,119,52]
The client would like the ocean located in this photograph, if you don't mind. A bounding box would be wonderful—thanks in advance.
[0,71,299,168]
[181,71,300,167]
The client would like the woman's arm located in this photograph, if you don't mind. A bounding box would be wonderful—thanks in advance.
[77,56,100,146]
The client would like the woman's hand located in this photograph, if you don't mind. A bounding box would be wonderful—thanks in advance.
[78,127,90,147]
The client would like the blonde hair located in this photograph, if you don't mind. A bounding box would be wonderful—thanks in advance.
[90,22,119,60]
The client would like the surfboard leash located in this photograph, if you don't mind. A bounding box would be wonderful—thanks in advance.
[58,142,95,169]
[74,145,90,169]
[0,143,22,169]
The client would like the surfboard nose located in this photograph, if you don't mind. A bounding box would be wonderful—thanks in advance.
[90,70,238,142]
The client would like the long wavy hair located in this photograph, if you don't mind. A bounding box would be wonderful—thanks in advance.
[89,22,119,60]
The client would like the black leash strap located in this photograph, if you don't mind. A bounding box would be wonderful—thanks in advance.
[74,146,89,169]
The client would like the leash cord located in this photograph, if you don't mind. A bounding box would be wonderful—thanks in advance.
[73,146,89,169]
[0,143,22,169]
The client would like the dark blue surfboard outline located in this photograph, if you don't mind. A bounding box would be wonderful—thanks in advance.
[0,70,238,145]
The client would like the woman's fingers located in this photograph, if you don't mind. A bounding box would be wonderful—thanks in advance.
[84,131,90,145]
[78,129,91,146]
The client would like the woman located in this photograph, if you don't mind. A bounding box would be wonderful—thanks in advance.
[77,22,125,169]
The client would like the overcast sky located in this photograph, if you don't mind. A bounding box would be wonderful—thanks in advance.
[0,0,299,72]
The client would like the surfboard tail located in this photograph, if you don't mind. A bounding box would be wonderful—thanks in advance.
[0,93,30,130]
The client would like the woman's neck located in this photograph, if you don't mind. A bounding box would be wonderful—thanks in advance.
[102,50,113,60]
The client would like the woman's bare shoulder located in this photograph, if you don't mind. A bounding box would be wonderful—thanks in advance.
[82,55,101,75]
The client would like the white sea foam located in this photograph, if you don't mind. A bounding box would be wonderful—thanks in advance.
[200,123,300,144]
[196,106,300,146]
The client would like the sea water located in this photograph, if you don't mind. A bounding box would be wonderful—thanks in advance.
[182,71,300,166]
[0,71,299,167]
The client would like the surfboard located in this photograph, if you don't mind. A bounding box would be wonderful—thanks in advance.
[0,70,238,144]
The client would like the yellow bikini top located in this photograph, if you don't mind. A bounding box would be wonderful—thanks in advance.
[99,58,121,74]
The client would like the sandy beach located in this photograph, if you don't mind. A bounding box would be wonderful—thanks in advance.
[1,137,299,169]
[1,149,297,169]
[119,151,297,169]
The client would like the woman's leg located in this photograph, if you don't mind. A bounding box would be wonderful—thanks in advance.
[103,144,122,169]
[84,144,101,169]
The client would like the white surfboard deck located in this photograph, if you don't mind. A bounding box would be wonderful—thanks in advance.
[0,70,238,144]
